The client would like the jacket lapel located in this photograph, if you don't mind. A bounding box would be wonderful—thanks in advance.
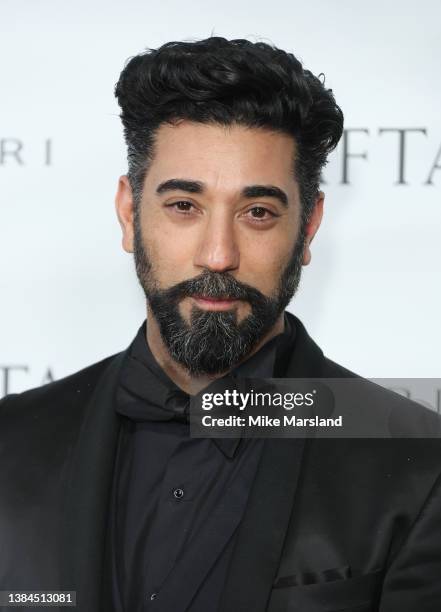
[59,350,128,611]
[284,312,326,379]
[219,313,326,611]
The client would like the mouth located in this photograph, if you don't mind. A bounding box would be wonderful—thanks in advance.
[192,295,241,311]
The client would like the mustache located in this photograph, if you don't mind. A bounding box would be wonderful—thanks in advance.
[159,271,271,305]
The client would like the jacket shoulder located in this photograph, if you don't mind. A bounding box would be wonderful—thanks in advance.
[0,353,122,417]
[321,356,441,440]
[322,355,360,378]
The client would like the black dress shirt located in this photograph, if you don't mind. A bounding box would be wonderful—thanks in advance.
[102,313,296,612]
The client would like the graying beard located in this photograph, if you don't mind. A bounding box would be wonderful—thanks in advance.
[165,310,247,375]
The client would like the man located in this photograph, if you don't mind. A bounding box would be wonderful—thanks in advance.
[1,37,441,612]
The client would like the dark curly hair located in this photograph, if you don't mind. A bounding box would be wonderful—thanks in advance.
[115,37,344,226]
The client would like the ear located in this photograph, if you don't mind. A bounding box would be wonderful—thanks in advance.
[302,191,324,266]
[115,175,135,253]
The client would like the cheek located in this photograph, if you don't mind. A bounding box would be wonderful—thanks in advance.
[143,217,195,285]
[239,232,295,295]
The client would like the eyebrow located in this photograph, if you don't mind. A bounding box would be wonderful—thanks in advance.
[155,178,289,208]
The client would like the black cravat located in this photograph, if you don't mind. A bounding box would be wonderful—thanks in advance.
[116,356,190,422]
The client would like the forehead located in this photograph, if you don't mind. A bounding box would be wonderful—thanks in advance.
[145,120,298,193]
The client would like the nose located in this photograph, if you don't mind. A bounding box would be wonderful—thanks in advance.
[193,213,240,273]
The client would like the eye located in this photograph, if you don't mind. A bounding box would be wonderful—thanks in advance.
[245,206,278,222]
[166,201,196,214]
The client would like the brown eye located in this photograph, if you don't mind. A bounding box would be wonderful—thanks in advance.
[247,206,276,221]
[165,201,195,214]
[250,207,267,218]
[174,201,193,212]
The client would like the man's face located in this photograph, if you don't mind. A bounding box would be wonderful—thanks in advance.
[117,120,322,375]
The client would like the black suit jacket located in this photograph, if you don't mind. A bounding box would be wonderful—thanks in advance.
[1,313,441,612]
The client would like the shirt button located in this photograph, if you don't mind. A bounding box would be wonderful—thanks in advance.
[150,592,157,601]
[173,487,184,499]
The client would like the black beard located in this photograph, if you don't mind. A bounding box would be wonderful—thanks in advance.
[133,215,306,376]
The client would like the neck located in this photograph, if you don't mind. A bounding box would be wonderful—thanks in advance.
[145,305,285,395]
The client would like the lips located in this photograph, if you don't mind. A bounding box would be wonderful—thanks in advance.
[192,295,240,311]
[195,295,236,301]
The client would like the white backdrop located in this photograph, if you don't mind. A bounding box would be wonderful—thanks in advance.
[1,0,440,397]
